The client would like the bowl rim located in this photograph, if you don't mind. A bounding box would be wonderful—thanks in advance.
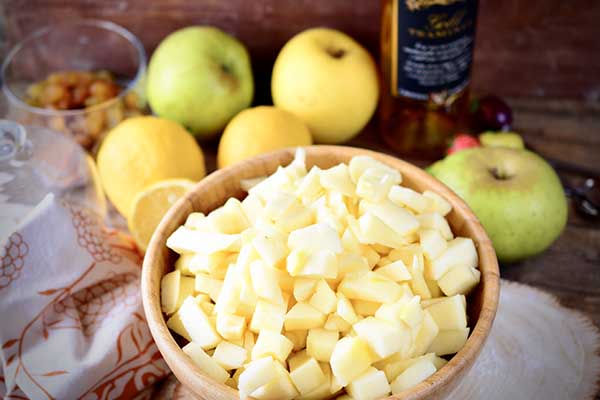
[0,18,147,117]
[142,145,500,399]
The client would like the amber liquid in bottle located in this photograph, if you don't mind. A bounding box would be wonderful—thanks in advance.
[380,0,478,159]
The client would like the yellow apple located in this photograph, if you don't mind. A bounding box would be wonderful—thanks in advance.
[271,28,379,144]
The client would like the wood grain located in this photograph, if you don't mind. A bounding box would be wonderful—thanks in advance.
[3,0,600,103]
[141,146,500,400]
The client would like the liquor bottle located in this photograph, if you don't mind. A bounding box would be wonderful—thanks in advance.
[379,0,478,158]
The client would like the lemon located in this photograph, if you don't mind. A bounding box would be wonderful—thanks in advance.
[217,106,312,168]
[97,116,205,218]
[128,179,195,251]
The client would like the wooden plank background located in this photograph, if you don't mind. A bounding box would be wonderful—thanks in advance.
[3,0,600,104]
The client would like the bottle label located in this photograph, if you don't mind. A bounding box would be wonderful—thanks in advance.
[392,0,478,100]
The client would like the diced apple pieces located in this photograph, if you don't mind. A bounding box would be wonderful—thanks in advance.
[285,329,308,351]
[428,328,470,356]
[330,336,373,386]
[161,270,181,314]
[251,330,294,363]
[250,362,298,400]
[183,342,229,384]
[253,233,289,268]
[238,357,281,399]
[356,167,400,203]
[419,229,447,260]
[429,237,478,280]
[289,351,327,395]
[352,299,382,316]
[288,223,343,254]
[389,186,432,214]
[411,310,440,357]
[346,367,391,400]
[287,249,338,279]
[309,280,337,314]
[307,328,339,362]
[390,359,437,394]
[166,311,191,341]
[285,302,326,331]
[375,259,411,282]
[167,226,241,254]
[337,294,358,324]
[178,296,221,349]
[212,341,247,370]
[417,213,453,241]
[438,264,481,296]
[353,317,411,359]
[216,313,245,341]
[338,272,404,304]
[293,278,318,301]
[184,212,206,230]
[324,314,352,333]
[384,353,440,382]
[320,164,355,197]
[194,273,223,302]
[250,260,284,305]
[207,198,250,234]
[423,190,452,216]
[360,200,419,239]
[426,295,467,330]
[250,300,285,333]
[337,253,370,279]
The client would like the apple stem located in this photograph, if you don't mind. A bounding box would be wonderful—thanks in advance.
[489,167,512,180]
[326,47,346,59]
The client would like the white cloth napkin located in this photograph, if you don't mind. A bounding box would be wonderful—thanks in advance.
[0,194,169,399]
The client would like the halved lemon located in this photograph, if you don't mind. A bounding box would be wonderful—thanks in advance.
[128,179,195,251]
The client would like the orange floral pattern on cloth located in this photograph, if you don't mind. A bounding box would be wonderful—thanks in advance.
[0,196,168,399]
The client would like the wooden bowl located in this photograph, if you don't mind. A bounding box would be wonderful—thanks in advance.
[142,145,500,400]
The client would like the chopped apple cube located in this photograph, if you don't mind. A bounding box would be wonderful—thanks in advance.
[251,330,294,362]
[250,362,299,400]
[361,200,420,237]
[423,190,452,216]
[288,223,343,254]
[320,164,355,197]
[438,264,481,296]
[184,212,207,230]
[425,278,443,298]
[341,227,362,254]
[389,186,432,214]
[250,260,284,305]
[353,316,411,358]
[216,312,245,341]
[324,314,352,333]
[419,229,447,260]
[356,167,400,202]
[346,367,391,400]
[166,226,240,254]
[408,255,432,300]
[194,273,223,302]
[241,192,265,224]
[287,249,338,279]
[252,232,289,268]
[391,359,436,394]
[160,270,181,315]
[212,341,247,370]
[330,336,372,386]
[349,155,401,184]
[284,329,308,351]
[429,237,478,280]
[411,310,439,357]
[427,328,469,355]
[182,342,229,384]
[307,328,339,362]
[426,295,467,330]
[309,280,337,314]
[362,245,381,268]
[337,293,359,324]
[384,353,439,382]
[296,166,324,204]
[207,198,250,234]
[178,296,221,349]
[166,311,191,341]
[351,299,382,316]
[250,300,285,333]
[417,213,453,241]
[337,253,370,279]
[375,259,411,282]
[238,357,281,399]
[285,302,326,331]
[293,278,318,301]
[338,272,403,304]
[174,254,195,275]
[289,352,327,395]
[357,212,407,249]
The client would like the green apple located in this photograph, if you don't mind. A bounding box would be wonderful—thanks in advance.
[271,28,379,144]
[430,147,567,262]
[147,27,253,138]
[479,131,525,149]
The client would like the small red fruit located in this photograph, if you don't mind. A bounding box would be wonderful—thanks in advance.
[447,133,480,155]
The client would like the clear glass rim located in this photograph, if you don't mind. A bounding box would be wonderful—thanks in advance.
[0,19,147,117]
